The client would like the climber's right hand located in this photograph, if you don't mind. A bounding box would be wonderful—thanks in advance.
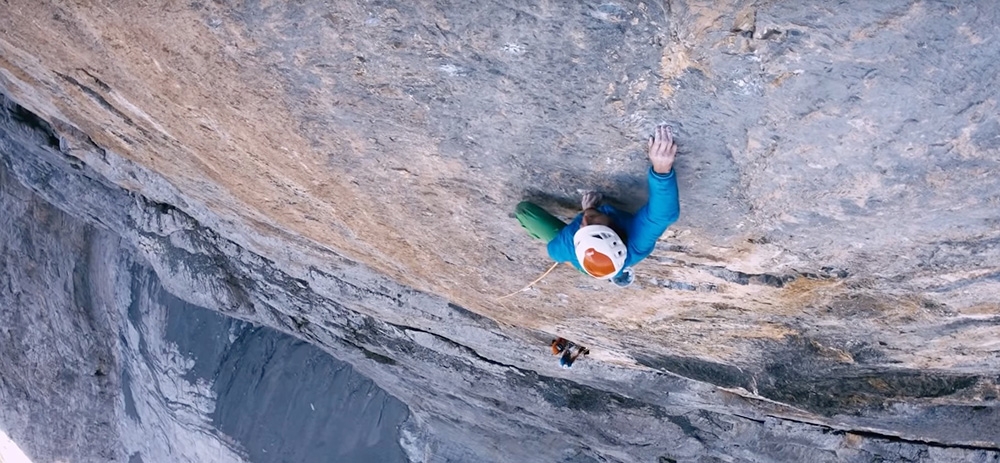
[648,124,677,175]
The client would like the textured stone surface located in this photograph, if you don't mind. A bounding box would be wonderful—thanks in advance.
[2,1,1000,462]
[0,111,410,462]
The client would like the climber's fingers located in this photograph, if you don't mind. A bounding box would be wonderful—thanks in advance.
[664,126,677,157]
[581,191,602,211]
[647,124,678,174]
[648,125,670,156]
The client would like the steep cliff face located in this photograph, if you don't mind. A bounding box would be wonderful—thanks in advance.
[1,1,999,462]
[0,97,412,463]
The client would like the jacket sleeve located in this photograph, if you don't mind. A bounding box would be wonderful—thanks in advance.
[627,167,680,256]
[546,215,583,265]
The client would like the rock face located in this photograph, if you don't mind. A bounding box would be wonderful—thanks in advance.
[1,1,999,462]
[0,96,411,463]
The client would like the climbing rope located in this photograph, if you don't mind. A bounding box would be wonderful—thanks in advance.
[496,262,560,301]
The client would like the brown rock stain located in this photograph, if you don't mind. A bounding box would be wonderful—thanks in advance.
[810,340,855,364]
[659,44,689,98]
[843,432,864,448]
[658,0,731,98]
[849,2,927,41]
[958,25,985,45]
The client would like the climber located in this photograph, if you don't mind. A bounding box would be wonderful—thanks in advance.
[515,124,680,287]
[551,338,589,368]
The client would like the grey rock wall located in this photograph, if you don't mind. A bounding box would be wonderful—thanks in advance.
[0,96,410,463]
[2,1,1000,462]
[2,90,998,462]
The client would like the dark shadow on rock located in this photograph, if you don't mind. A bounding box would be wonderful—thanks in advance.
[4,96,61,150]
[121,369,140,423]
[536,374,651,415]
[519,188,581,218]
[636,336,993,419]
[519,169,651,222]
[447,302,499,329]
[600,172,650,213]
[757,336,986,416]
[634,354,754,391]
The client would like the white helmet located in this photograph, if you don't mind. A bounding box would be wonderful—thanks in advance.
[573,225,627,279]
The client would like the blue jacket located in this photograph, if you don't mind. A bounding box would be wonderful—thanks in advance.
[547,168,680,276]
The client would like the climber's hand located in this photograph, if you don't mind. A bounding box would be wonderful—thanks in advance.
[581,191,602,211]
[647,124,677,175]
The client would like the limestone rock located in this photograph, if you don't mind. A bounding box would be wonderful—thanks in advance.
[2,1,1000,461]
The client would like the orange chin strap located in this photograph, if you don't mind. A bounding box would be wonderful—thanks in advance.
[582,248,616,278]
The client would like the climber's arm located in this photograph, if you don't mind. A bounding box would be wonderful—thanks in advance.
[628,168,680,255]
[546,215,584,268]
[628,125,680,256]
